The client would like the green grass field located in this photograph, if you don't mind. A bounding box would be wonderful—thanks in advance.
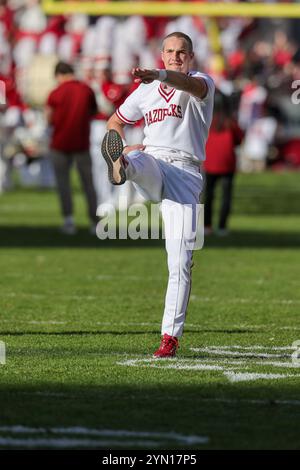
[0,170,300,450]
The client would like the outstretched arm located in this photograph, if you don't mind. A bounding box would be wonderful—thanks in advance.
[132,68,208,100]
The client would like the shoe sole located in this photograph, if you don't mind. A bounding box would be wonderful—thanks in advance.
[101,129,126,185]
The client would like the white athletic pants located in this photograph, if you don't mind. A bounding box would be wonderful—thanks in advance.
[125,150,203,338]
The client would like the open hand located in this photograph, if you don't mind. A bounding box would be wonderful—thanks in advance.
[132,68,159,84]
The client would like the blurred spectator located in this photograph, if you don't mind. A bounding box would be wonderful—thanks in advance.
[204,92,244,236]
[0,0,13,36]
[0,70,25,190]
[45,61,98,234]
[238,72,267,131]
[241,108,277,172]
[266,47,300,169]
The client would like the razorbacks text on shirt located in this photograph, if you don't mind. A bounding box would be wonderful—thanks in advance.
[145,104,183,126]
[116,71,215,161]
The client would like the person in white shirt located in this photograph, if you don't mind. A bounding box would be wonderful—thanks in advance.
[101,32,215,358]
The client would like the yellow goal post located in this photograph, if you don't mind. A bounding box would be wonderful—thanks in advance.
[41,1,300,19]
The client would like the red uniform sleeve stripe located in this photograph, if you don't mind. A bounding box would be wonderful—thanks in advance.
[116,108,136,124]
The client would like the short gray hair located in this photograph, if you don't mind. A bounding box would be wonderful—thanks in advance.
[162,32,193,53]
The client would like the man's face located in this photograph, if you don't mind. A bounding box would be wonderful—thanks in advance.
[161,37,194,74]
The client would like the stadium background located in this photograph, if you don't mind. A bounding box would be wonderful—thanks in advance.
[0,0,300,451]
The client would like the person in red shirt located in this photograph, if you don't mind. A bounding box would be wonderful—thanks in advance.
[204,91,244,236]
[46,61,98,234]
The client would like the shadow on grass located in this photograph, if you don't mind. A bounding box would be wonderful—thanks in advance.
[0,330,159,336]
[0,226,163,248]
[0,225,299,248]
[0,382,299,449]
[0,328,259,336]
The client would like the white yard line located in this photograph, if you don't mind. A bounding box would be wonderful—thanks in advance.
[53,428,208,444]
[118,358,224,371]
[186,323,300,331]
[2,291,299,305]
[280,326,300,330]
[0,426,208,446]
[189,295,300,305]
[188,357,300,369]
[117,352,300,382]
[0,320,297,333]
[95,275,165,281]
[190,348,289,358]
[117,357,300,371]
[198,345,297,351]
[28,321,67,325]
[1,293,97,301]
[1,318,300,332]
[0,437,159,448]
[252,361,300,369]
[224,372,296,383]
[96,321,160,327]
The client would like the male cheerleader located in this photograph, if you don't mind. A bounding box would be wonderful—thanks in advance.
[101,32,215,357]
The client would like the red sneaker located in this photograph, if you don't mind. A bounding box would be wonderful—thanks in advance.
[153,334,179,358]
